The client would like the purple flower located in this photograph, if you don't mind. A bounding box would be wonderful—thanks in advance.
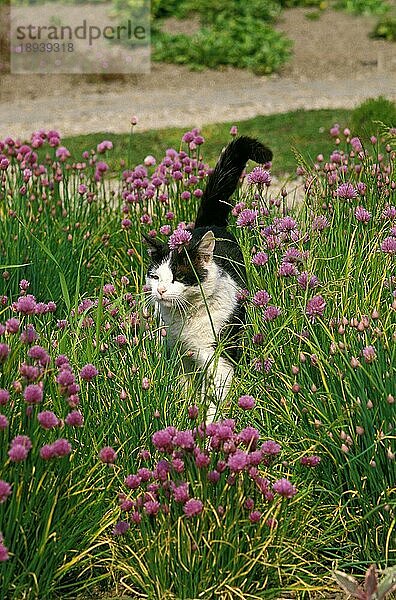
[362,345,376,363]
[381,236,396,254]
[80,364,98,381]
[171,457,184,473]
[300,455,321,467]
[237,209,258,228]
[272,478,297,498]
[0,415,8,430]
[336,183,357,199]
[0,344,10,363]
[357,182,366,195]
[249,510,262,523]
[97,140,113,154]
[23,384,43,404]
[37,411,58,430]
[251,252,268,266]
[40,445,55,460]
[160,225,171,236]
[252,333,264,345]
[168,228,192,250]
[0,536,9,562]
[172,482,190,503]
[125,474,141,490]
[261,440,281,456]
[137,467,152,482]
[55,146,71,160]
[131,511,142,524]
[56,355,70,367]
[28,345,50,366]
[11,435,32,450]
[99,446,117,464]
[0,481,12,503]
[20,325,38,344]
[238,395,255,410]
[152,429,174,452]
[312,215,330,232]
[208,470,220,484]
[306,295,326,321]
[122,219,132,229]
[14,295,36,314]
[6,318,20,334]
[52,438,72,457]
[283,247,302,263]
[228,450,248,472]
[144,500,161,516]
[173,430,195,450]
[183,498,203,518]
[350,137,363,152]
[57,369,75,388]
[382,205,396,220]
[238,427,259,447]
[278,262,298,277]
[8,444,29,462]
[236,289,249,303]
[112,521,130,536]
[355,206,371,223]
[0,389,9,406]
[188,405,199,419]
[263,306,281,321]
[297,272,320,290]
[247,167,271,186]
[182,131,194,143]
[253,290,270,307]
[65,410,84,427]
[155,459,171,481]
[274,216,297,233]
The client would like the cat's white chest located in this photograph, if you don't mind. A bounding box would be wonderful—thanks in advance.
[159,273,238,355]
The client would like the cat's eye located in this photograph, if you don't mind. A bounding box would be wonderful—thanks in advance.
[151,274,159,280]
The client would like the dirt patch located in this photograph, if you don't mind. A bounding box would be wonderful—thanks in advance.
[275,7,395,80]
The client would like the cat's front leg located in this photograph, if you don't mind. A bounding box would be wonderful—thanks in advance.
[196,350,234,422]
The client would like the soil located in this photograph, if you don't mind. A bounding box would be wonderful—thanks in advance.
[0,6,395,139]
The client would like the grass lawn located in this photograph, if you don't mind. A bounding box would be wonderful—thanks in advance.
[63,108,352,176]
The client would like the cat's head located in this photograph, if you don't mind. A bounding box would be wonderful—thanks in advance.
[144,230,217,308]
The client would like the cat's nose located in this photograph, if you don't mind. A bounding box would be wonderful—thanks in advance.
[157,284,167,296]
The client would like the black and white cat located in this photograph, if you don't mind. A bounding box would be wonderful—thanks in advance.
[144,136,272,420]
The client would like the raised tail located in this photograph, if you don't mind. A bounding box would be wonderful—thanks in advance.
[194,136,273,228]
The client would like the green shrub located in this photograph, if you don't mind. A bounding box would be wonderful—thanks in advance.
[152,16,292,74]
[371,16,396,41]
[333,0,390,15]
[350,97,396,138]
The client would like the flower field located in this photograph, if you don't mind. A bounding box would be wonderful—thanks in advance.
[0,122,395,599]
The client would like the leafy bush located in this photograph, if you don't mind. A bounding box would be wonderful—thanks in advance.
[112,0,290,74]
[371,16,396,41]
[350,97,396,138]
[152,17,292,74]
[333,0,390,15]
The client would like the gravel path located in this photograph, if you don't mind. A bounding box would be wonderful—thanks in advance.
[0,7,395,139]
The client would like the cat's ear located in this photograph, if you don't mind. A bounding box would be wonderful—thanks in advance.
[142,233,166,258]
[197,230,215,263]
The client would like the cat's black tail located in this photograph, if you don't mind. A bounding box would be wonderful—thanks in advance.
[194,136,272,228]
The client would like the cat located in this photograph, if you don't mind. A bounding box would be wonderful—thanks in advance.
[144,136,273,421]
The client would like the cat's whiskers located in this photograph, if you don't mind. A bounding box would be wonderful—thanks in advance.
[174,296,191,317]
